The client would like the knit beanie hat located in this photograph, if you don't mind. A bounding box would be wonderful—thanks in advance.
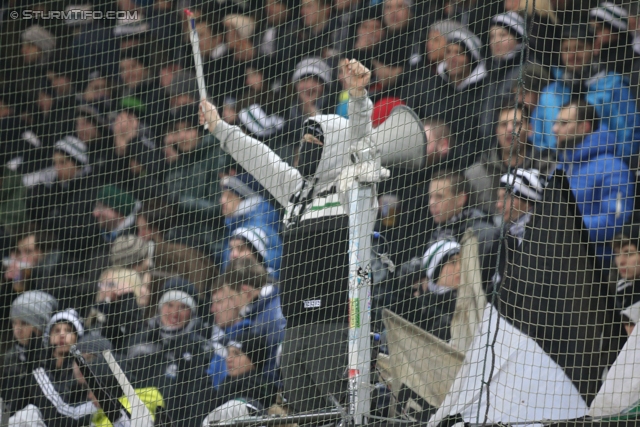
[291,57,332,85]
[422,239,461,292]
[238,104,286,139]
[21,25,56,53]
[230,227,269,265]
[157,277,197,313]
[76,332,113,355]
[445,28,484,62]
[491,11,527,41]
[10,291,58,333]
[499,168,545,202]
[221,174,260,199]
[590,2,629,31]
[110,235,150,267]
[44,309,85,347]
[228,331,269,371]
[54,136,89,166]
[429,20,465,38]
[97,185,137,217]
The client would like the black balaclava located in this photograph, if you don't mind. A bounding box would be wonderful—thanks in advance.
[298,120,324,179]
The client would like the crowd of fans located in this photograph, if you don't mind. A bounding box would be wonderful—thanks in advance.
[1,0,640,425]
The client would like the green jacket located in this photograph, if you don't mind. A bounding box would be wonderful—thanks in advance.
[164,134,223,218]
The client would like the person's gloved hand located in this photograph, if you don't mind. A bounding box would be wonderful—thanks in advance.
[199,100,220,132]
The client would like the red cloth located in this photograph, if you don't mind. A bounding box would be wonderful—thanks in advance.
[372,97,406,128]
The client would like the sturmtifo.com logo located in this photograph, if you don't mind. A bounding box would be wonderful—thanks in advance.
[11,10,139,20]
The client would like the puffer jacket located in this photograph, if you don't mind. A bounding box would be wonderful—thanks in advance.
[557,129,635,245]
[531,67,640,158]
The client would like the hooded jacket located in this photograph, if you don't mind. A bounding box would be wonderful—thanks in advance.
[557,129,634,245]
[213,92,374,326]
[531,67,640,158]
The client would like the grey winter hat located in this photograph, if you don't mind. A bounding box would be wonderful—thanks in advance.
[44,309,85,347]
[110,235,150,267]
[21,25,56,53]
[10,291,58,333]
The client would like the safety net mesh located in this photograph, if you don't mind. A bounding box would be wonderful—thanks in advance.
[0,0,640,425]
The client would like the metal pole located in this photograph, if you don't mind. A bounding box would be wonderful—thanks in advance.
[208,412,343,426]
[347,181,375,425]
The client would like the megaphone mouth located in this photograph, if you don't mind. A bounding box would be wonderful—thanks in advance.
[374,105,428,171]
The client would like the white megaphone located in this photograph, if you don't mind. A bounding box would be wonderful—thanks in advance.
[372,105,428,171]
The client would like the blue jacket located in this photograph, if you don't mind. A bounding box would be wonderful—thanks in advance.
[222,195,282,278]
[240,284,287,349]
[240,284,286,383]
[532,69,640,158]
[558,129,634,246]
[206,319,252,388]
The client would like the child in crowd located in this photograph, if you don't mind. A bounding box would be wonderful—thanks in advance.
[202,331,277,424]
[2,291,57,410]
[391,239,461,341]
[612,226,640,336]
[45,309,85,370]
